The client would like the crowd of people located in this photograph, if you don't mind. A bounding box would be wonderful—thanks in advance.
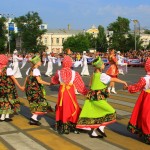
[0,48,150,145]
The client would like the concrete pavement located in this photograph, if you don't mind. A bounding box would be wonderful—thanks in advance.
[0,64,149,150]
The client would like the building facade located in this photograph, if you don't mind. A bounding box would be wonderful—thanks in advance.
[41,29,82,53]
[16,24,150,53]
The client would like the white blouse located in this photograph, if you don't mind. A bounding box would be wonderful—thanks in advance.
[7,68,14,76]
[100,73,111,84]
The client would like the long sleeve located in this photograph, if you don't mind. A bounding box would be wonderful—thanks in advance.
[51,70,60,84]
[74,72,88,95]
[128,77,146,93]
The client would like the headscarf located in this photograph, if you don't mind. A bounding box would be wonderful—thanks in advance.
[62,55,73,68]
[0,54,8,70]
[92,56,104,69]
[145,58,150,74]
[30,56,41,65]
[60,56,73,84]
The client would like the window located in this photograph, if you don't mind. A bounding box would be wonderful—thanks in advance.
[45,38,47,43]
[62,38,64,43]
[51,38,53,44]
[57,38,59,44]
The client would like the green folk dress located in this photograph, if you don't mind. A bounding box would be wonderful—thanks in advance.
[76,72,116,129]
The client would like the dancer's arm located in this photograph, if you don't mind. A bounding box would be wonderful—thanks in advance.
[10,76,24,91]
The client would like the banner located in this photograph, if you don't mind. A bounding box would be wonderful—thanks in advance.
[127,59,142,66]
[9,23,14,31]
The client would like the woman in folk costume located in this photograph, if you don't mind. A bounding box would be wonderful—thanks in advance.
[0,54,23,122]
[125,58,150,144]
[116,51,128,75]
[12,50,23,78]
[81,52,92,76]
[76,57,127,138]
[51,55,88,134]
[24,56,52,126]
[106,49,119,94]
[45,52,56,77]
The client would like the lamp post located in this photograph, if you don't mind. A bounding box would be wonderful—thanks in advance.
[130,19,140,51]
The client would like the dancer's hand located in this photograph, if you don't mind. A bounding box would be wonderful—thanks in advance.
[123,84,128,90]
[20,86,25,91]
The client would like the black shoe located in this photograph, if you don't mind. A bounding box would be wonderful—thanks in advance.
[29,118,41,126]
[89,134,103,138]
[29,121,41,126]
[0,119,5,122]
[97,128,107,137]
[5,118,13,122]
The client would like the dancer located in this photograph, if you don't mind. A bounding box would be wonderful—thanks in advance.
[45,52,56,77]
[76,57,127,138]
[124,58,150,144]
[51,55,88,134]
[81,52,92,76]
[24,55,52,126]
[0,54,23,122]
[106,49,119,94]
[116,51,127,75]
[12,50,23,78]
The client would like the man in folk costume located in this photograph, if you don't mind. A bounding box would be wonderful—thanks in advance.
[51,56,88,134]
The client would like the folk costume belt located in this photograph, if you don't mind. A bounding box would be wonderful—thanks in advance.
[60,83,77,116]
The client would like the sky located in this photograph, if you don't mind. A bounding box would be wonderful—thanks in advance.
[0,0,150,30]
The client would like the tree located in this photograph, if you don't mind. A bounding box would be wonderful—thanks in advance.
[14,11,47,53]
[0,17,7,53]
[126,34,143,50]
[63,33,93,53]
[144,29,150,34]
[96,25,108,52]
[107,16,130,52]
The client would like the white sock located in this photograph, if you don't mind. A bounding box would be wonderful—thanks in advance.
[5,113,9,119]
[31,114,38,121]
[92,129,98,136]
[0,114,5,120]
[99,126,105,133]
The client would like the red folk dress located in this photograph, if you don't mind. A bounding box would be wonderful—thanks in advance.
[106,55,119,78]
[127,75,150,144]
[51,67,88,133]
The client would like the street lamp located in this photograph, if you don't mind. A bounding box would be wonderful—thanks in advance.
[130,19,140,51]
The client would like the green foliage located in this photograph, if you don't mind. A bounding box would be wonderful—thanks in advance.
[9,32,17,52]
[63,33,93,53]
[0,17,7,53]
[107,16,144,51]
[107,16,130,52]
[144,29,150,34]
[97,25,108,52]
[14,11,47,53]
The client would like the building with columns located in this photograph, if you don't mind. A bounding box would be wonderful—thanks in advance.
[41,29,82,53]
